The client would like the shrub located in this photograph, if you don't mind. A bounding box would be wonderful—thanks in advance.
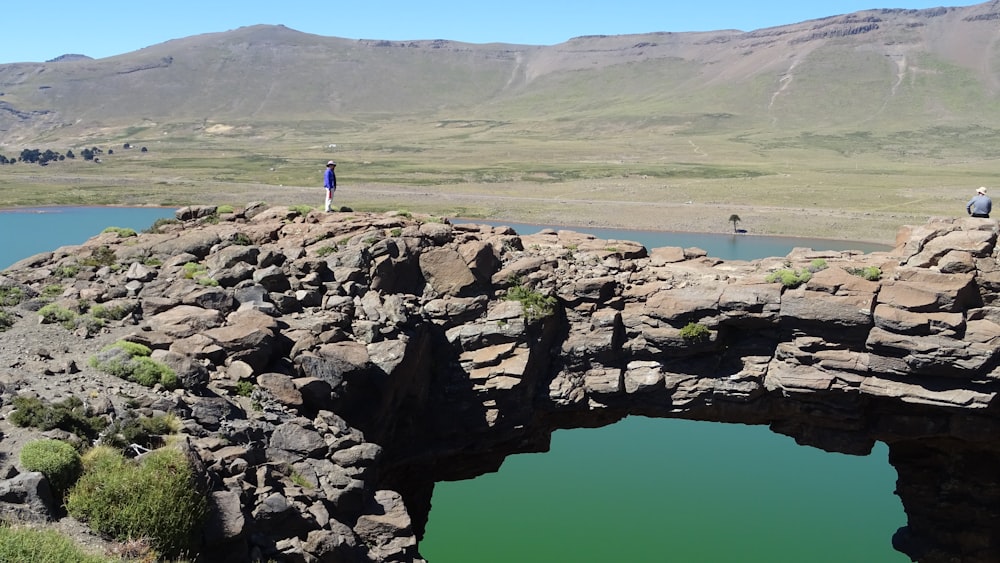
[389,227,403,237]
[231,232,252,246]
[0,524,109,563]
[765,268,811,288]
[19,439,83,498]
[145,217,180,234]
[0,310,13,331]
[89,341,178,389]
[848,266,882,281]
[182,262,217,287]
[41,284,64,298]
[80,246,116,267]
[315,245,337,257]
[0,286,27,306]
[217,204,235,214]
[66,446,208,558]
[52,264,80,279]
[8,395,108,441]
[100,413,179,452]
[505,284,557,321]
[37,303,77,328]
[89,303,131,321]
[807,259,828,273]
[679,322,711,342]
[235,380,255,397]
[181,262,206,279]
[101,226,137,238]
[289,204,313,215]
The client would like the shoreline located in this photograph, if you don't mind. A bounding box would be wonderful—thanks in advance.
[453,216,897,249]
[0,202,898,249]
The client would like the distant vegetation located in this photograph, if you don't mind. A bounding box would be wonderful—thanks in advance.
[0,144,147,165]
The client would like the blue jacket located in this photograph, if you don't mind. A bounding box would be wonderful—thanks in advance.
[967,194,991,216]
[324,168,337,190]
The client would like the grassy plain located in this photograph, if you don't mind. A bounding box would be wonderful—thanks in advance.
[2,117,996,245]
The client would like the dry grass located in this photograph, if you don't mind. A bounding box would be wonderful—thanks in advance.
[1,117,993,245]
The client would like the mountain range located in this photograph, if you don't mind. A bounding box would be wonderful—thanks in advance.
[2,1,1000,144]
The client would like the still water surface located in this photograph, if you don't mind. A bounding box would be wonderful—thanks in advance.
[0,209,907,562]
[422,221,905,563]
[0,206,176,269]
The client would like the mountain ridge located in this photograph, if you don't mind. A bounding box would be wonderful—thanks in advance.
[2,2,999,143]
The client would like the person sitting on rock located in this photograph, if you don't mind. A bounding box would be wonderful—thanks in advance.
[967,186,992,218]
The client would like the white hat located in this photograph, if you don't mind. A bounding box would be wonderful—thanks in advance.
[327,161,337,166]
[978,186,987,194]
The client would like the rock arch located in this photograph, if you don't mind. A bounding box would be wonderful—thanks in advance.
[1,207,997,562]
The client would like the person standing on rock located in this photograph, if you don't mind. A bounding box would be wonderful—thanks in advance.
[323,161,337,212]
[967,186,992,218]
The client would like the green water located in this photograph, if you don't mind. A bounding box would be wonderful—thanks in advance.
[422,223,906,563]
[422,419,907,562]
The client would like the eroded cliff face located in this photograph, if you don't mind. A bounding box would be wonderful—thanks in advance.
[0,204,997,562]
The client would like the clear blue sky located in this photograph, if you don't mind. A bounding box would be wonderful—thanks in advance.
[2,0,976,64]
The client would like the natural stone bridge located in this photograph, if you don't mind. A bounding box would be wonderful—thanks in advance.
[2,205,998,562]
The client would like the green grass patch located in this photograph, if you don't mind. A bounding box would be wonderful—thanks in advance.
[847,266,882,281]
[315,245,337,257]
[79,246,116,268]
[66,445,208,559]
[52,264,80,279]
[89,341,178,389]
[679,322,711,342]
[37,303,78,329]
[0,310,14,331]
[100,413,180,452]
[766,268,812,288]
[9,395,108,441]
[145,217,180,233]
[182,262,217,287]
[505,283,557,321]
[101,226,137,238]
[89,303,131,321]
[0,286,28,306]
[234,380,255,397]
[41,284,64,298]
[0,523,110,563]
[20,439,83,499]
[231,232,252,245]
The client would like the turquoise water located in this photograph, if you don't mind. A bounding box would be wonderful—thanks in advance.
[422,223,906,563]
[0,206,176,269]
[0,208,906,562]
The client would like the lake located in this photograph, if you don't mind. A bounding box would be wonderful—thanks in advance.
[0,206,177,269]
[0,208,907,562]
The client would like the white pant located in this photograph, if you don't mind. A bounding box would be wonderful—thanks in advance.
[324,189,334,211]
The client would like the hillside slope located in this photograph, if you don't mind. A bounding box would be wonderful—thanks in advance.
[1,2,999,142]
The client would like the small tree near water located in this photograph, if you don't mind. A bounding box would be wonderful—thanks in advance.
[728,214,741,233]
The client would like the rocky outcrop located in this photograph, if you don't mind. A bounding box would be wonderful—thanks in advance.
[1,205,999,562]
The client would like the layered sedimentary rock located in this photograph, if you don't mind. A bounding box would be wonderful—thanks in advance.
[0,204,998,562]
